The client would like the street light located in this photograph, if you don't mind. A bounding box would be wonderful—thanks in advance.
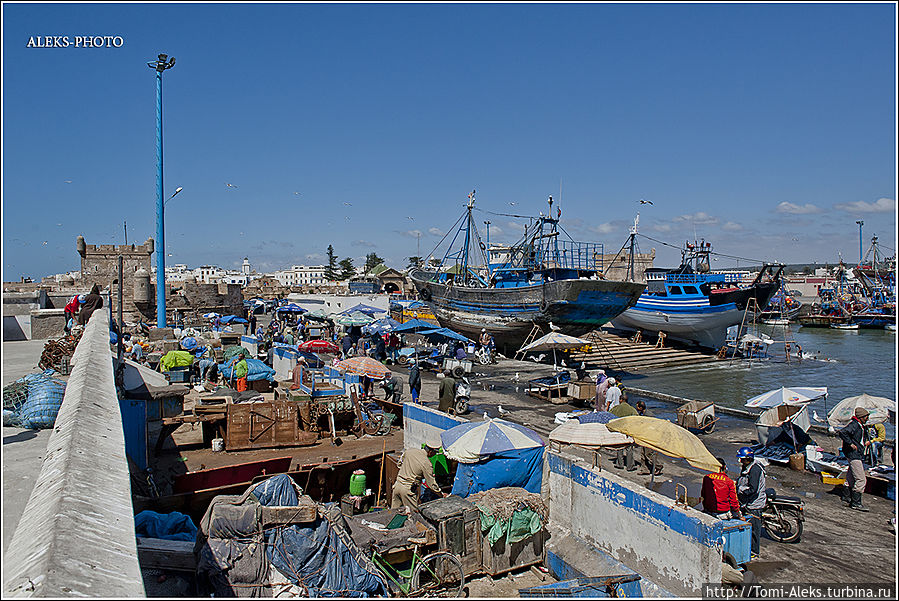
[856,220,864,266]
[165,186,183,206]
[148,53,175,327]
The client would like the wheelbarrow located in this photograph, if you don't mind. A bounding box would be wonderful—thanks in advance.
[677,400,719,434]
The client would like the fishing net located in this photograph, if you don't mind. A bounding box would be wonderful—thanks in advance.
[3,369,67,429]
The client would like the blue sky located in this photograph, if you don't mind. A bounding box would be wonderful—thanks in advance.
[2,2,896,280]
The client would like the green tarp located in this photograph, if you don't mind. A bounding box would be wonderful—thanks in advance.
[160,350,195,371]
[475,505,543,546]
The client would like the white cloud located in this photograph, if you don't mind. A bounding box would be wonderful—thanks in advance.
[305,253,323,261]
[428,227,444,236]
[396,229,423,238]
[722,222,743,232]
[775,201,821,215]
[834,197,895,213]
[590,222,616,235]
[487,225,504,237]
[651,223,673,233]
[351,240,376,248]
[674,212,719,225]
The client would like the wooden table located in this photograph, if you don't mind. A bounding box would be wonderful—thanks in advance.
[156,412,226,452]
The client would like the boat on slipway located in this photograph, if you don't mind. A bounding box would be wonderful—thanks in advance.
[409,193,646,353]
[610,240,783,349]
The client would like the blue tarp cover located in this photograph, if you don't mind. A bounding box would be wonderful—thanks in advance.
[450,446,545,497]
[251,475,387,597]
[218,357,276,382]
[135,510,198,542]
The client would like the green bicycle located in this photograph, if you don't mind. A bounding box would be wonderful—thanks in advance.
[371,546,465,598]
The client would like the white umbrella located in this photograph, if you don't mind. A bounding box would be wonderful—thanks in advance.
[517,332,591,369]
[744,386,827,409]
[827,394,895,428]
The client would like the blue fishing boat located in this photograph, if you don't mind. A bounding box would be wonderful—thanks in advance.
[611,240,783,349]
[409,192,646,353]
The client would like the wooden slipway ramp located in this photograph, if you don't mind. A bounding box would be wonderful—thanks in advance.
[568,329,717,372]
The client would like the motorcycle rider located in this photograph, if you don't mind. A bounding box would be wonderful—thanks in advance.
[736,447,767,559]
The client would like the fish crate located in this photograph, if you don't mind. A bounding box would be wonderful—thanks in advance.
[164,366,193,384]
[676,400,717,433]
[720,519,751,566]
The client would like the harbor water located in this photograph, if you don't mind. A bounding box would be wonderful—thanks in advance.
[624,325,897,437]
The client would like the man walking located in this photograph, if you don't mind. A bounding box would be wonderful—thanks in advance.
[408,362,422,404]
[437,370,456,414]
[594,370,608,412]
[839,407,871,511]
[736,447,767,558]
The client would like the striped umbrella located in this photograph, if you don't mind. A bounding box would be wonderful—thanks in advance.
[440,418,545,464]
[334,356,391,379]
[517,331,592,368]
[297,339,340,354]
[744,387,827,409]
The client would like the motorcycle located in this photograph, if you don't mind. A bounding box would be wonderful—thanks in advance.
[452,374,471,415]
[474,344,494,365]
[759,487,804,543]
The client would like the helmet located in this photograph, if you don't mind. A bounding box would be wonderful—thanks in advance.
[736,447,754,459]
[78,294,86,303]
[481,328,486,333]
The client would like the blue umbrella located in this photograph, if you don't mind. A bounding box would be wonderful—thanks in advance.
[578,411,617,424]
[340,303,386,316]
[419,327,473,344]
[440,418,545,463]
[277,304,307,314]
[393,319,436,333]
[363,317,401,334]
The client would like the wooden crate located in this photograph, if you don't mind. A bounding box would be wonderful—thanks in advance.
[567,381,594,401]
[225,400,317,451]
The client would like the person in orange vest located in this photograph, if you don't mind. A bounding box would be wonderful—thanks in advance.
[701,457,743,520]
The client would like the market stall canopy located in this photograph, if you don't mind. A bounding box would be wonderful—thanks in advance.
[518,332,592,353]
[606,416,720,472]
[363,317,401,335]
[337,311,375,326]
[305,308,333,322]
[744,386,827,409]
[440,418,545,464]
[392,319,436,333]
[297,339,340,354]
[340,303,386,316]
[549,422,633,448]
[418,327,473,344]
[827,394,895,428]
[334,356,391,379]
[277,304,307,314]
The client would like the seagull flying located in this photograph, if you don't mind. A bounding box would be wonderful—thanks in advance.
[407,216,414,221]
[344,202,352,206]
[42,241,48,245]
[56,223,63,226]
[509,202,516,206]
[63,180,73,184]
[639,199,653,205]
[225,183,238,189]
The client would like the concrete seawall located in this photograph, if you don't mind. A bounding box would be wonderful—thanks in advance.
[3,310,144,597]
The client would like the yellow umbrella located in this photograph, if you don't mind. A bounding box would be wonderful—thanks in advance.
[606,416,720,472]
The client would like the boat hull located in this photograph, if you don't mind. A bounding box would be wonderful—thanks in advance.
[409,271,645,352]
[611,282,780,349]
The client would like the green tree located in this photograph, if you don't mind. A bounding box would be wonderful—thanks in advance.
[325,245,338,280]
[407,256,423,269]
[365,252,385,273]
[338,257,356,280]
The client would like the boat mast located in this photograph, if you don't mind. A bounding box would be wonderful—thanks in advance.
[627,214,639,282]
[462,190,475,286]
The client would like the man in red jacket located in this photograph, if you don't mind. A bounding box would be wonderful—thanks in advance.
[701,457,743,519]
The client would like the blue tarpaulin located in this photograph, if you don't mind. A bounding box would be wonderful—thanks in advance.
[135,510,198,542]
[251,475,388,597]
[450,446,545,497]
[218,357,276,382]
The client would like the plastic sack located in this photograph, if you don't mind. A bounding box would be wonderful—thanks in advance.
[160,350,195,371]
[6,370,67,429]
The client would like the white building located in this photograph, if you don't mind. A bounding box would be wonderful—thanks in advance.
[272,265,328,287]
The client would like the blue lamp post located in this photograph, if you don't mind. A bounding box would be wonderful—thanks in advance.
[148,53,175,328]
